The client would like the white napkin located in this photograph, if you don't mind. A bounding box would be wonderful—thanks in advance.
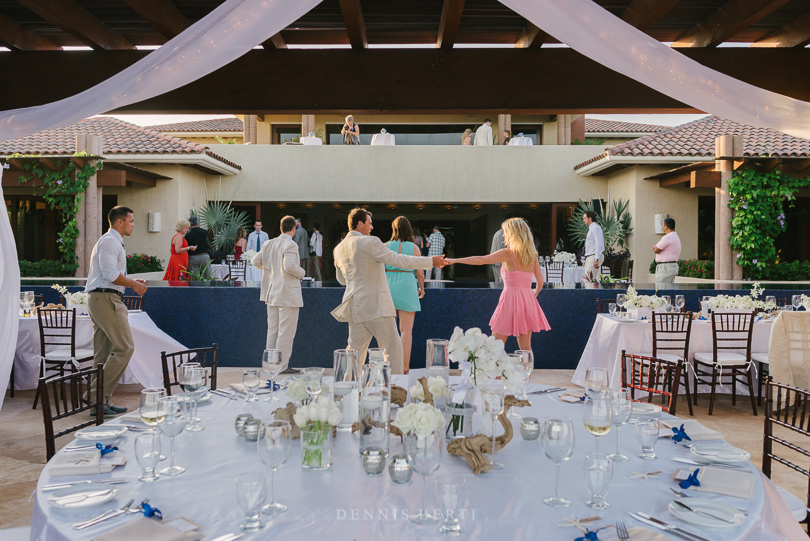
[660,419,723,441]
[48,452,116,477]
[689,466,755,499]
[90,518,203,541]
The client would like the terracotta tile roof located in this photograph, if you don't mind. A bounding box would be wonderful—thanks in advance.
[147,118,243,133]
[0,117,240,169]
[575,116,810,171]
[584,118,668,134]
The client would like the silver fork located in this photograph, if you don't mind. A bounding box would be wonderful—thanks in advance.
[616,521,630,541]
[73,498,134,529]
[669,487,748,515]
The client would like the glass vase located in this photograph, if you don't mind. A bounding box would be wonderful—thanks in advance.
[301,426,332,471]
[442,403,475,441]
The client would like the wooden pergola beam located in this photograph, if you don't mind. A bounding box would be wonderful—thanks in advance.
[0,12,60,50]
[16,0,135,50]
[122,0,190,41]
[672,0,792,48]
[338,0,367,49]
[437,0,466,49]
[658,169,721,188]
[515,22,548,49]
[753,11,810,48]
[97,169,126,187]
[262,33,287,49]
[621,0,681,32]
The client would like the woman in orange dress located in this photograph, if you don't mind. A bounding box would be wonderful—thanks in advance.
[163,219,196,280]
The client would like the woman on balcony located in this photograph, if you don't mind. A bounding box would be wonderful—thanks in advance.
[341,115,360,145]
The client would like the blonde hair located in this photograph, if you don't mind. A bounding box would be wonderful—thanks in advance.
[175,219,190,233]
[345,115,354,123]
[502,218,538,267]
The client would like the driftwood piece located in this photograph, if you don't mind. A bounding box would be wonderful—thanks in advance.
[391,385,407,407]
[447,395,530,474]
[351,414,403,442]
[272,402,338,439]
[418,377,434,405]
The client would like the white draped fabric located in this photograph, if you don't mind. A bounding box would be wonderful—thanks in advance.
[500,0,810,139]
[0,167,21,411]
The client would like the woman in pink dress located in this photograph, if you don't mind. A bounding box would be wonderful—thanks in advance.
[448,217,550,351]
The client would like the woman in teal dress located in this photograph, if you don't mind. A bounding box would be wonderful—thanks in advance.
[385,216,425,374]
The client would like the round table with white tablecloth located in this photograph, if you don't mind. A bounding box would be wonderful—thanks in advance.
[300,136,322,145]
[508,136,533,146]
[14,312,185,391]
[209,263,262,282]
[370,133,395,146]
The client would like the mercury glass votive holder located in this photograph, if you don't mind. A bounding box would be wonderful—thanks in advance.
[362,447,386,476]
[388,454,413,485]
[520,417,541,441]
[235,414,254,437]
[242,419,264,442]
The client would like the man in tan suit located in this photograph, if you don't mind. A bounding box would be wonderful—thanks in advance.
[332,208,448,374]
[252,215,306,366]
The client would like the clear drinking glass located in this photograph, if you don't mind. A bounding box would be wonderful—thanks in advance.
[139,388,167,427]
[262,349,284,403]
[507,353,526,420]
[786,305,794,312]
[616,294,626,312]
[607,390,631,463]
[426,339,450,383]
[584,367,609,397]
[482,381,506,470]
[608,303,617,316]
[793,295,802,311]
[180,364,207,431]
[235,473,267,531]
[243,369,261,402]
[333,349,359,431]
[515,350,534,400]
[541,417,575,507]
[662,295,671,312]
[258,420,292,516]
[765,296,777,315]
[134,432,161,482]
[582,396,612,453]
[585,453,613,510]
[636,419,659,459]
[675,295,685,312]
[436,475,465,535]
[157,396,187,476]
[367,348,386,364]
[302,367,325,401]
[406,431,444,525]
[19,292,26,317]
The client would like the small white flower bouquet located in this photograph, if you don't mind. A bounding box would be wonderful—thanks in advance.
[292,396,342,430]
[286,377,310,405]
[448,327,519,389]
[293,396,342,470]
[51,284,87,306]
[705,282,772,311]
[552,250,577,265]
[392,402,446,442]
[622,286,666,310]
[410,376,453,403]
[242,249,257,263]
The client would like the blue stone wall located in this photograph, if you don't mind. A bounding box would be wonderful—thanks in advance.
[24,281,810,370]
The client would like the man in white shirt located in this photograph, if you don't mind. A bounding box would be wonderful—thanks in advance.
[293,218,310,277]
[309,223,323,281]
[252,216,306,367]
[247,220,269,252]
[332,208,447,374]
[84,206,147,416]
[474,119,493,146]
[582,210,605,282]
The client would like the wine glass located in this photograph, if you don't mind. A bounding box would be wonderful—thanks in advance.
[607,390,631,463]
[157,396,187,476]
[139,388,167,460]
[262,349,284,403]
[584,367,609,397]
[608,303,617,317]
[302,367,325,401]
[507,353,526,421]
[585,453,613,510]
[180,365,207,431]
[236,473,267,531]
[134,432,161,482]
[515,349,534,400]
[616,294,626,312]
[406,430,444,525]
[582,397,612,453]
[436,475,465,535]
[793,295,802,311]
[19,292,26,317]
[243,369,260,402]
[675,295,685,312]
[333,349,359,431]
[661,295,671,312]
[541,417,575,507]
[636,419,659,460]
[765,296,777,315]
[258,420,292,516]
[426,339,450,383]
[482,381,506,470]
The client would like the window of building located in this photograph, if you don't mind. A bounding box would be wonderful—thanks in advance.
[274,125,302,144]
[325,124,481,145]
[6,195,63,261]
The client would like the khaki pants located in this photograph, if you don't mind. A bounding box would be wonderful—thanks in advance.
[348,316,404,374]
[310,255,322,281]
[301,257,311,277]
[87,292,134,402]
[267,305,299,366]
[583,254,605,282]
[655,262,679,283]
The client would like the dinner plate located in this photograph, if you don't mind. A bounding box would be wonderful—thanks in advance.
[690,443,750,464]
[47,483,119,509]
[74,425,128,444]
[668,497,745,527]
[631,402,662,418]
[174,391,212,403]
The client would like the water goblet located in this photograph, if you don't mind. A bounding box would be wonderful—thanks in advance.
[235,473,267,531]
[607,390,631,463]
[436,475,465,535]
[584,453,613,510]
[515,350,534,400]
[616,293,626,312]
[481,381,506,470]
[636,419,659,459]
[302,367,325,401]
[262,349,284,403]
[608,303,617,317]
[243,369,261,402]
[541,417,575,507]
[134,432,161,482]
[765,296,777,315]
[675,295,685,312]
[582,396,612,453]
[333,349,359,431]
[584,367,609,397]
[180,364,207,431]
[406,430,444,525]
[157,396,187,476]
[139,388,167,460]
[793,294,802,311]
[506,353,526,420]
[661,295,671,312]
[258,420,292,516]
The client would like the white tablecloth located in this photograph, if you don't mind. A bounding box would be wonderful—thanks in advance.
[508,136,533,146]
[31,375,802,540]
[371,133,395,146]
[573,314,773,393]
[300,136,322,145]
[14,312,184,391]
[210,263,262,282]
[535,265,584,284]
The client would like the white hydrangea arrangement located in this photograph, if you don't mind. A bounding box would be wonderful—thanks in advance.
[622,286,667,309]
[286,377,310,405]
[392,401,446,441]
[51,284,87,306]
[410,376,453,403]
[243,249,258,263]
[448,327,520,389]
[552,250,577,265]
[705,282,773,311]
[292,395,342,430]
[801,295,810,311]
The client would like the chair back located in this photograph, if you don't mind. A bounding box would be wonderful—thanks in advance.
[711,311,755,361]
[39,364,104,460]
[776,298,789,307]
[596,298,612,314]
[34,294,43,306]
[37,309,78,358]
[122,295,144,310]
[227,259,247,281]
[621,350,683,415]
[652,311,693,360]
[545,261,564,283]
[161,344,219,395]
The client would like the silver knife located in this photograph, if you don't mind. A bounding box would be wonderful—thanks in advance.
[50,489,114,505]
[629,513,696,541]
[42,479,128,492]
[528,387,567,395]
[210,534,244,541]
[638,512,712,541]
[672,499,736,523]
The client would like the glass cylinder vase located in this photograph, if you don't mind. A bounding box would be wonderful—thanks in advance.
[359,387,390,456]
[301,426,332,471]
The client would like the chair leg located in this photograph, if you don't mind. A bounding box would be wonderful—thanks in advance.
[682,372,694,416]
[33,359,44,409]
[746,367,758,416]
[9,362,14,398]
[708,366,718,416]
[731,371,737,405]
[693,364,699,406]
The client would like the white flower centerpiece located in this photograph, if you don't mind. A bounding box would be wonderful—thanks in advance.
[392,402,446,447]
[622,286,667,320]
[410,376,453,404]
[292,396,342,470]
[242,249,257,263]
[552,250,577,265]
[286,377,310,406]
[51,284,88,316]
[705,282,773,312]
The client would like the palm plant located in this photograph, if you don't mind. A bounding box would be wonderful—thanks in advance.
[191,200,250,254]
[568,197,633,255]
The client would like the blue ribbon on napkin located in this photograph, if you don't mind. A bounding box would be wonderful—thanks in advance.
[95,443,117,456]
[575,529,601,541]
[142,501,162,519]
[262,381,282,391]
[679,468,701,489]
[671,424,691,444]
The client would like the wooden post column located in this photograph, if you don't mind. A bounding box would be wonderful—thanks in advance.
[714,135,743,281]
[556,114,572,145]
[243,115,258,144]
[301,114,315,137]
[497,114,511,144]
[75,134,103,278]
